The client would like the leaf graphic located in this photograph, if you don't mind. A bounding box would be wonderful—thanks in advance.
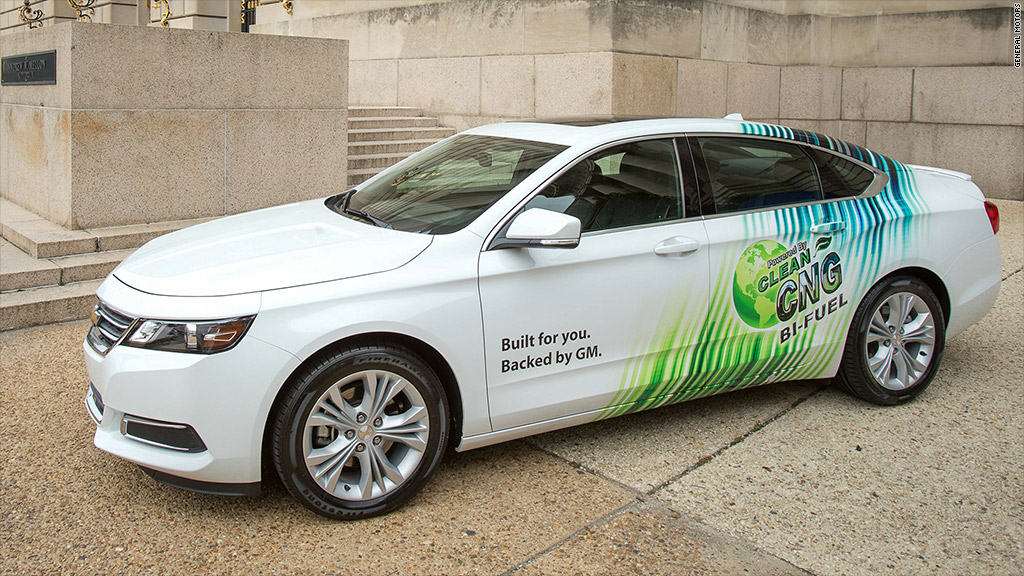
[815,236,832,254]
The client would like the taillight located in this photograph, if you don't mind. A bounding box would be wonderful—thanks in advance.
[984,201,999,234]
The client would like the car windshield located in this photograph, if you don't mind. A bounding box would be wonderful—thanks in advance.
[332,135,566,234]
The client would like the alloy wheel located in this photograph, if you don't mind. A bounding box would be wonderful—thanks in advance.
[863,292,936,391]
[302,370,430,501]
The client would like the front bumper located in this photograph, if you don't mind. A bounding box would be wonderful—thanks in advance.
[83,328,300,487]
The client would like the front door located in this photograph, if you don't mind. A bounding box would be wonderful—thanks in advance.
[478,138,711,430]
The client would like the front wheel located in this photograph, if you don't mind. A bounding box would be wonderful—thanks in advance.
[272,344,449,519]
[836,276,945,405]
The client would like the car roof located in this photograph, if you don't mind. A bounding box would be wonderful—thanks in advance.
[464,117,750,147]
[463,116,899,177]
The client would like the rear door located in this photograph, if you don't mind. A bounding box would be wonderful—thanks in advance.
[685,135,858,389]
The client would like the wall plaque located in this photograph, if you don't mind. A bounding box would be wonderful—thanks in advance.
[1,50,57,85]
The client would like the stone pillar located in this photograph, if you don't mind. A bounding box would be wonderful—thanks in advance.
[1,22,348,229]
[136,0,149,26]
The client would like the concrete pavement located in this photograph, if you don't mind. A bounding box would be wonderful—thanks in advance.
[1,200,1020,575]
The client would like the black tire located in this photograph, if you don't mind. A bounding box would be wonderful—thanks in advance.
[272,344,448,520]
[836,276,946,405]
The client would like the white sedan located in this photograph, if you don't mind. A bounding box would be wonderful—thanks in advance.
[84,117,1002,519]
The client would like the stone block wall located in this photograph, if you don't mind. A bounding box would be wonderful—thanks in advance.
[342,52,1024,200]
[1,22,349,229]
[254,0,1022,200]
[253,0,1014,66]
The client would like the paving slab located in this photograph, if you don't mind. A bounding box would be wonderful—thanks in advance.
[1,201,1018,575]
[514,500,810,576]
[0,319,635,576]
[527,381,822,493]
[657,273,1024,576]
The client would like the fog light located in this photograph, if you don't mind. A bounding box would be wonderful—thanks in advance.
[121,414,207,453]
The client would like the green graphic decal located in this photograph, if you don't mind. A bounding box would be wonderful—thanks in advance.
[733,238,846,338]
[733,239,801,329]
[605,247,819,420]
[600,121,932,420]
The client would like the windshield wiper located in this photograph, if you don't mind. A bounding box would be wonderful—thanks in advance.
[341,191,392,229]
[343,207,392,229]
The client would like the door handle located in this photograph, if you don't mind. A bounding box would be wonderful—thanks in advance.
[654,236,701,257]
[810,221,846,234]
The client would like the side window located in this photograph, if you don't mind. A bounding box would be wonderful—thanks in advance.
[810,149,876,199]
[698,137,821,214]
[524,139,682,233]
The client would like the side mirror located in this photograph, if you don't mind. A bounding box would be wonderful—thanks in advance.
[493,208,581,250]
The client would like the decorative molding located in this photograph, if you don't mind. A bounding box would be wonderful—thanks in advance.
[68,0,96,22]
[18,0,44,29]
[241,0,260,27]
[152,0,171,27]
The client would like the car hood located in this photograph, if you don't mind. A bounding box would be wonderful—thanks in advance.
[113,200,432,297]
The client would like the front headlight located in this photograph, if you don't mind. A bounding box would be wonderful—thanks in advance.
[124,316,255,354]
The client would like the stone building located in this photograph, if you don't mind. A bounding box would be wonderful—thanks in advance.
[3,0,1021,200]
[0,1,1021,329]
[257,0,1021,200]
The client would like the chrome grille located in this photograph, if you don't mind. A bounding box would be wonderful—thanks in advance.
[85,384,104,425]
[87,301,136,355]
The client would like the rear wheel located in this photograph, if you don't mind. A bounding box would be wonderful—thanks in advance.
[837,276,945,405]
[272,344,448,519]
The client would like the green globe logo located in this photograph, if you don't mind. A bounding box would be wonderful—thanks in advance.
[733,240,790,329]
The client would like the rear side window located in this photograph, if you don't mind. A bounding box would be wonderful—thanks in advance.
[697,137,821,214]
[811,149,876,199]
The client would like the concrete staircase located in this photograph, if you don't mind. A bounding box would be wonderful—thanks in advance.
[347,106,454,187]
[0,106,454,331]
[0,198,215,331]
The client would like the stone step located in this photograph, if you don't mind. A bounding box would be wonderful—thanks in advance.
[0,240,60,293]
[49,250,131,286]
[0,280,101,331]
[348,106,423,118]
[1,199,210,258]
[347,152,415,171]
[348,126,455,143]
[348,138,445,156]
[348,116,439,129]
[1,240,132,292]
[345,107,453,186]
[347,168,384,187]
[0,200,96,259]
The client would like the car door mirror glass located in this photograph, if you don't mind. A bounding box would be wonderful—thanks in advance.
[501,208,581,249]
